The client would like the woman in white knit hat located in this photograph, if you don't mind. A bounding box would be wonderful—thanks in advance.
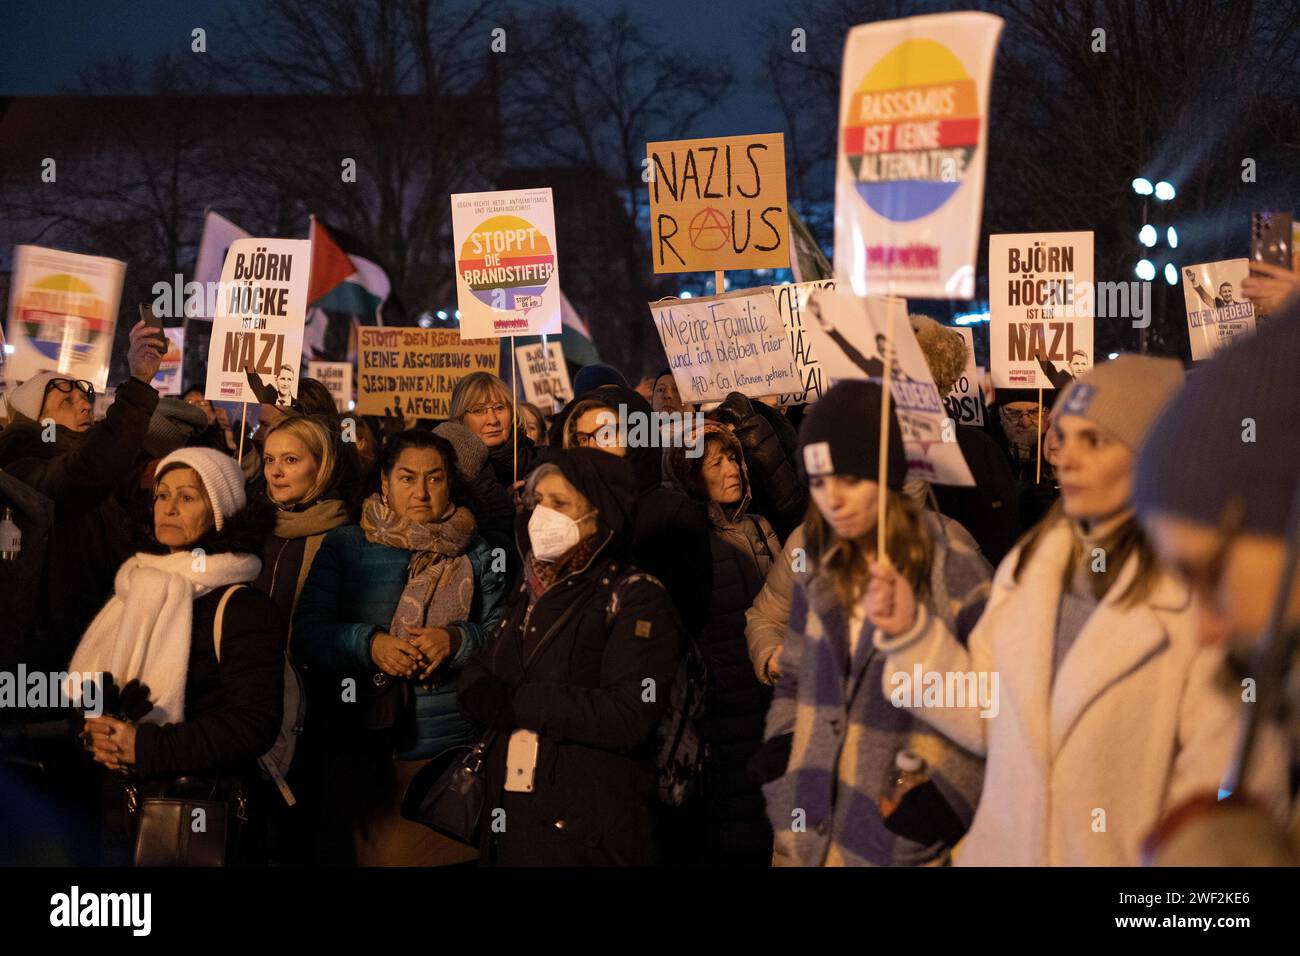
[865,355,1289,865]
[71,446,286,865]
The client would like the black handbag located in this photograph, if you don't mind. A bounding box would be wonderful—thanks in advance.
[399,730,497,846]
[125,776,246,867]
[400,587,593,845]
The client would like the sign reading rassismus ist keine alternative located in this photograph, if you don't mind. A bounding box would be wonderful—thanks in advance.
[835,13,1002,299]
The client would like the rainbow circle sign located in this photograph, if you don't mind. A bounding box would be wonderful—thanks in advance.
[451,188,561,339]
[834,12,1002,300]
[5,245,126,392]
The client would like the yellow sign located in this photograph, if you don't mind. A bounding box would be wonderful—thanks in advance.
[646,133,790,274]
[357,328,498,418]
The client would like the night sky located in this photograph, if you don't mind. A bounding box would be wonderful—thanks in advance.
[1,0,799,135]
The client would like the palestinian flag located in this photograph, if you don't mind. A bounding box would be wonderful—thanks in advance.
[306,216,399,362]
[559,290,600,367]
[788,206,833,284]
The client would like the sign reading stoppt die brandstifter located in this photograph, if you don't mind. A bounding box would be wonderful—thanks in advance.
[451,188,561,339]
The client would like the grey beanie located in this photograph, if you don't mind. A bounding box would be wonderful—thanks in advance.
[1136,301,1300,535]
[144,397,210,459]
[1053,354,1184,451]
[433,420,488,480]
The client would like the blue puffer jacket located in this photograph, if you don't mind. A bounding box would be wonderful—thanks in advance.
[293,524,508,760]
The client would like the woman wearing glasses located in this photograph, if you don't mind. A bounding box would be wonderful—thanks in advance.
[869,356,1288,865]
[0,319,163,663]
[450,371,554,490]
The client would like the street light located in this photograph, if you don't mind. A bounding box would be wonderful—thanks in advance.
[1132,177,1155,195]
[1139,224,1158,247]
[1164,263,1178,285]
[1136,259,1156,281]
[1167,226,1178,248]
[1154,181,1176,201]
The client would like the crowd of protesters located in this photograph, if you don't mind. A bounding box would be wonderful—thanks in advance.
[1,272,1299,867]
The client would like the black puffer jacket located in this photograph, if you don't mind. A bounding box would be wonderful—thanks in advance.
[714,392,808,543]
[485,430,556,488]
[0,472,53,675]
[459,449,683,866]
[931,425,1022,566]
[558,384,714,640]
[0,377,158,666]
[666,424,779,864]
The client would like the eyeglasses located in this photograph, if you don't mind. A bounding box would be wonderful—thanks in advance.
[1000,406,1042,425]
[573,429,602,448]
[467,402,509,417]
[43,378,96,403]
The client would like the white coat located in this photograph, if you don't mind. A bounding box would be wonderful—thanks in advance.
[874,517,1288,866]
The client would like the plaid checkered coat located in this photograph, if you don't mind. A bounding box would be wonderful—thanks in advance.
[762,512,992,866]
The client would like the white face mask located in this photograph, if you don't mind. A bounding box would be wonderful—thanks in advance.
[528,505,593,562]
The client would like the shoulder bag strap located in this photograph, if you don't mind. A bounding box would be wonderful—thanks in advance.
[212,584,248,664]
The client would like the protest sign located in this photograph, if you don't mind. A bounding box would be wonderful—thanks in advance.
[307,360,353,411]
[1181,259,1257,361]
[835,12,1002,299]
[989,231,1094,389]
[775,279,835,405]
[646,133,790,274]
[452,188,561,338]
[5,245,126,391]
[151,327,186,396]
[204,238,310,405]
[943,325,983,425]
[357,328,498,418]
[802,289,974,486]
[649,287,798,405]
[514,340,572,411]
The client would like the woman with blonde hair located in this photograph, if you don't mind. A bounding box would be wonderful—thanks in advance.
[255,414,355,620]
[450,371,551,488]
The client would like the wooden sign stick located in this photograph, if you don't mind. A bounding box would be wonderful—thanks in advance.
[1035,388,1044,483]
[876,305,896,565]
[238,401,248,463]
[715,270,725,295]
[511,334,518,485]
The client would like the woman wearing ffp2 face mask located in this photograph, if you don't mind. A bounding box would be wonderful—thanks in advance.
[458,449,683,866]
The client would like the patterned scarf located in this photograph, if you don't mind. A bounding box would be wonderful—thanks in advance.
[524,534,602,604]
[360,493,477,641]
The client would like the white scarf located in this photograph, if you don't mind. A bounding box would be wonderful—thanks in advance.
[68,551,262,725]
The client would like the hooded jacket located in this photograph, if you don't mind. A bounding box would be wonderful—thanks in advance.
[459,449,683,865]
[0,377,159,665]
[665,424,780,862]
[714,392,809,543]
[554,384,714,639]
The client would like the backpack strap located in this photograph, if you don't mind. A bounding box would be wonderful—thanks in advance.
[603,569,667,627]
[212,584,248,664]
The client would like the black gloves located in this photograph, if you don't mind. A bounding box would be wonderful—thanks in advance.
[746,732,793,785]
[459,675,516,730]
[99,674,154,722]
